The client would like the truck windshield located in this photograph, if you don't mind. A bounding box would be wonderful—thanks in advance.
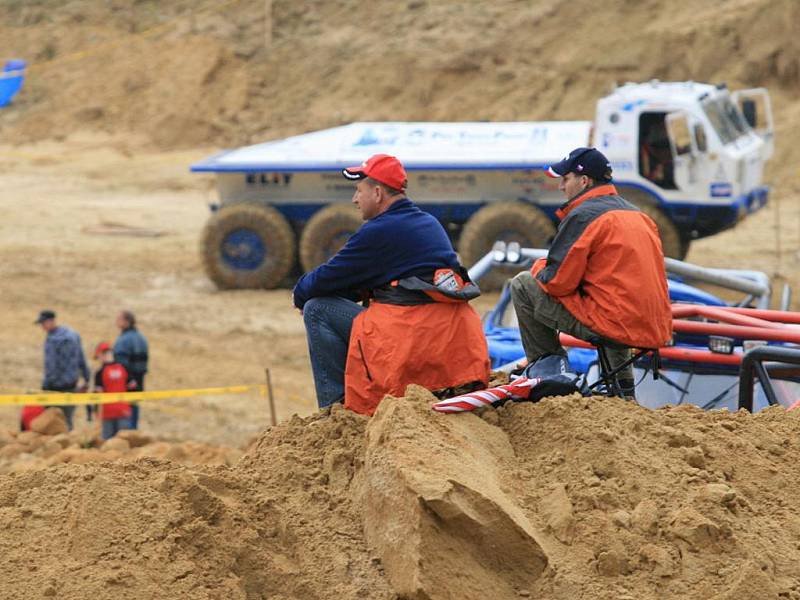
[703,96,750,145]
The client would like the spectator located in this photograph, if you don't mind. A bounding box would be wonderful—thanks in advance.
[113,310,148,429]
[510,147,671,398]
[92,342,132,440]
[293,154,489,415]
[35,309,90,430]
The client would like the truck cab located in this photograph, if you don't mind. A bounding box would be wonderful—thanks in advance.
[594,81,773,256]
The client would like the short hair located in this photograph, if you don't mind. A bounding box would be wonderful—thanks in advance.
[120,310,136,327]
[364,177,405,196]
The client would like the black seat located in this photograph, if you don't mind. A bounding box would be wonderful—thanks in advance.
[586,338,661,398]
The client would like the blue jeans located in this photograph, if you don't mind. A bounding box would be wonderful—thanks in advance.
[102,417,131,440]
[43,385,77,431]
[128,373,145,429]
[303,297,365,409]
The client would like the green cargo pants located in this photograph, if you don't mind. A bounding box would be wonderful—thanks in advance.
[509,271,633,381]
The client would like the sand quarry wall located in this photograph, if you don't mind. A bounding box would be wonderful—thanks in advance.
[2,388,800,599]
[1,0,800,181]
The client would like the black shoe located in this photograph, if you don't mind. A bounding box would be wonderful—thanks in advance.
[619,378,636,401]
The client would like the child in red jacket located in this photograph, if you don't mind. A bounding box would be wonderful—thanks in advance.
[93,342,132,440]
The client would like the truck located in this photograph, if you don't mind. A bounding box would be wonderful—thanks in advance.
[191,80,774,290]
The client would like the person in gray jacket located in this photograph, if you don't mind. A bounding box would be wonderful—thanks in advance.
[35,309,90,429]
[113,310,148,429]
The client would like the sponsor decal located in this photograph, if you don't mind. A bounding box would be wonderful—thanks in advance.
[710,182,733,197]
[621,99,646,112]
[417,173,476,187]
[352,125,550,149]
[245,173,293,186]
[511,170,559,192]
[354,129,399,147]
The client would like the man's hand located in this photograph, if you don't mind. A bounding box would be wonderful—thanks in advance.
[76,383,89,393]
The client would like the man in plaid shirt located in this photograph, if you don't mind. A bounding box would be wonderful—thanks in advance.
[35,310,90,429]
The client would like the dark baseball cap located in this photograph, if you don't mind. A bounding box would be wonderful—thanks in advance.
[342,154,408,191]
[546,147,612,182]
[34,309,56,324]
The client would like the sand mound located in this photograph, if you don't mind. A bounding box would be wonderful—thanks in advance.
[3,389,800,599]
[0,422,241,474]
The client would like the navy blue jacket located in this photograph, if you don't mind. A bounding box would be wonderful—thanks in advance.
[114,327,149,376]
[293,199,459,309]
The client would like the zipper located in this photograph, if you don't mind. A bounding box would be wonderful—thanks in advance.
[357,340,373,382]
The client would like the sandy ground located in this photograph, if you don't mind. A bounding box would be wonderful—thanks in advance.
[0,133,798,447]
[0,134,504,446]
[0,133,318,445]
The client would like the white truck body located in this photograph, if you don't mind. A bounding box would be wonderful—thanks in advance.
[192,81,774,289]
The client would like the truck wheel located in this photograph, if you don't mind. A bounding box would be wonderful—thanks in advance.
[637,204,689,260]
[201,204,295,289]
[617,187,688,260]
[458,202,556,290]
[299,204,362,272]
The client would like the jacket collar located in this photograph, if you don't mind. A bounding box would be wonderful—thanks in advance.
[555,184,618,220]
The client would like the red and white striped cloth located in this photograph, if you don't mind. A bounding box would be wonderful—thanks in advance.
[432,377,542,413]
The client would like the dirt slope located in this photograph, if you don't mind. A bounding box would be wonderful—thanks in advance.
[1,0,800,180]
[3,390,800,599]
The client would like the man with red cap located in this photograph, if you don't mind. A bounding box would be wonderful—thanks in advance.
[293,153,489,415]
[510,147,672,398]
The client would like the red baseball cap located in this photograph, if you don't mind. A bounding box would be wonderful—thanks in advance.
[94,341,112,358]
[342,154,407,191]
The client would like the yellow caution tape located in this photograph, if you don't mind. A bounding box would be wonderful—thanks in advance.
[0,385,266,407]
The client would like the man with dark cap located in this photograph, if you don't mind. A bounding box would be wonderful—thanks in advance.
[34,310,90,429]
[510,147,672,397]
[293,153,489,415]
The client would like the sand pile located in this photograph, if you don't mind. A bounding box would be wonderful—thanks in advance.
[0,409,241,474]
[2,389,800,599]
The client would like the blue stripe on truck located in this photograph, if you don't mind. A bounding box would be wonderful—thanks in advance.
[190,163,552,173]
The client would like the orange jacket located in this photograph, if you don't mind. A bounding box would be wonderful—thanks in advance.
[532,184,672,348]
[344,300,490,416]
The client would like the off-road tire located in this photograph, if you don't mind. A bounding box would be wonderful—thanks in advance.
[201,204,295,289]
[458,201,556,291]
[617,186,689,259]
[299,204,363,272]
